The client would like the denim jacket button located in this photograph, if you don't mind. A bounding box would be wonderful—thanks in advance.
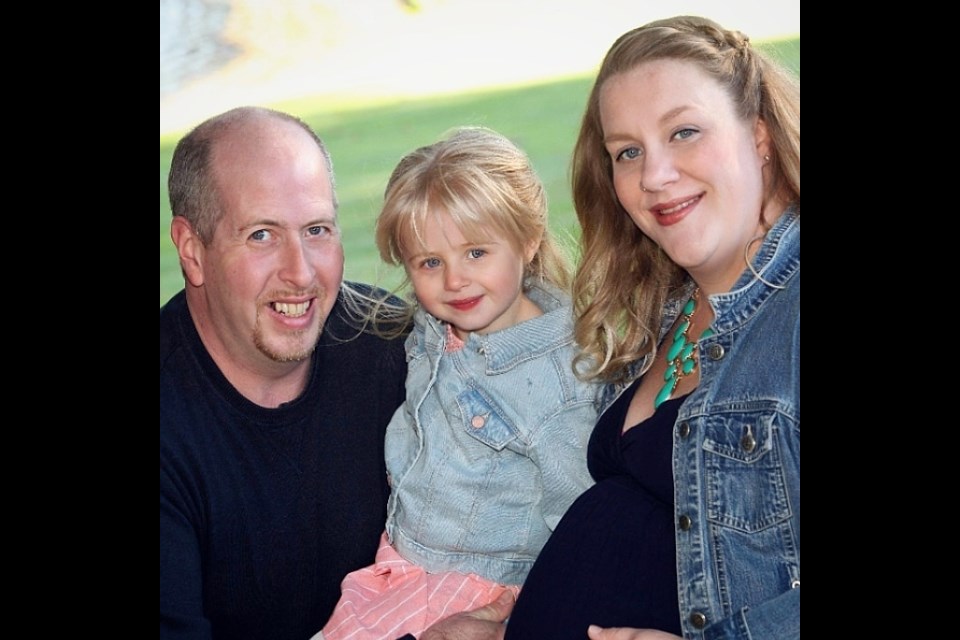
[740,431,757,452]
[707,343,725,360]
[678,515,692,531]
[470,415,486,429]
[689,612,707,629]
[678,422,691,438]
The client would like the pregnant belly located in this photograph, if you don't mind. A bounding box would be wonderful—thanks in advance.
[505,477,682,639]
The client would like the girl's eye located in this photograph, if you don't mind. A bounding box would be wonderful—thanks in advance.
[615,147,642,161]
[422,257,441,269]
[672,128,698,141]
[249,229,272,242]
[468,248,486,259]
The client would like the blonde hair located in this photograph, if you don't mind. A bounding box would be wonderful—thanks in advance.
[375,126,571,331]
[572,15,801,383]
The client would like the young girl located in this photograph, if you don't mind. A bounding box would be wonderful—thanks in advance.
[319,127,600,639]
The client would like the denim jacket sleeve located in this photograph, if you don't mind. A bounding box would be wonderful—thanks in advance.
[528,393,598,531]
[703,586,799,640]
[384,326,429,482]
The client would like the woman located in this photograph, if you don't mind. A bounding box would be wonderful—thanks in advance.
[504,16,799,640]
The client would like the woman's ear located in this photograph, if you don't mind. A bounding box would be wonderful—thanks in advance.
[171,216,205,287]
[754,117,772,161]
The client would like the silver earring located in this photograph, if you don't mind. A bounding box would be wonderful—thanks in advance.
[641,185,647,192]
[763,154,771,163]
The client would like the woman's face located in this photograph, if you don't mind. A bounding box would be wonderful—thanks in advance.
[599,58,771,294]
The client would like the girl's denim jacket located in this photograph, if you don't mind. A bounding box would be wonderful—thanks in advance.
[601,208,800,639]
[385,282,599,585]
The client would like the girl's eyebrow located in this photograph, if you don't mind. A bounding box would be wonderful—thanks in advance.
[405,251,429,262]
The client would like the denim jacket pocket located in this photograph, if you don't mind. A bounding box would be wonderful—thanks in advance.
[702,409,792,533]
[457,388,520,451]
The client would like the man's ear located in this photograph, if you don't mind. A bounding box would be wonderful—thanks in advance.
[171,216,205,287]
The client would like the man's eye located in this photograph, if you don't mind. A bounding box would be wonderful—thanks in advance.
[307,225,330,237]
[250,229,271,242]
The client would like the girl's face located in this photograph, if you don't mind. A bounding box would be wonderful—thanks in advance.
[403,210,540,340]
[599,58,772,294]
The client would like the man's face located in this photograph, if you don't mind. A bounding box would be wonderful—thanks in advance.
[196,120,344,372]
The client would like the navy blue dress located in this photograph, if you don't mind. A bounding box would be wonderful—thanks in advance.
[505,380,683,639]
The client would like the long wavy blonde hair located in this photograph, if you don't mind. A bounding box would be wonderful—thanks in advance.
[572,15,800,383]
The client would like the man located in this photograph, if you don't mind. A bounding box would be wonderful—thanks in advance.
[161,106,513,640]
[161,106,410,639]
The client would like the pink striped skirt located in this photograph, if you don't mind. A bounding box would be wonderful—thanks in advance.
[319,532,520,639]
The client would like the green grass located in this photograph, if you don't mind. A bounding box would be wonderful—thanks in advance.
[160,36,798,306]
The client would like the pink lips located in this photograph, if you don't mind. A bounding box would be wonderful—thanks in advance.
[447,296,482,311]
[651,194,702,226]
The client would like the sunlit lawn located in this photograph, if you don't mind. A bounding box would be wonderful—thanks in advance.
[160,37,798,306]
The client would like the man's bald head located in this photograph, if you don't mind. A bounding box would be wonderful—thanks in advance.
[168,106,337,245]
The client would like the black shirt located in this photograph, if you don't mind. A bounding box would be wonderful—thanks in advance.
[160,286,407,639]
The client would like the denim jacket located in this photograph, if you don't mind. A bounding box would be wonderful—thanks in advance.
[601,208,800,639]
[385,282,599,585]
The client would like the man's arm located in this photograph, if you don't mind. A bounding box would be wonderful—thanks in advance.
[160,468,210,640]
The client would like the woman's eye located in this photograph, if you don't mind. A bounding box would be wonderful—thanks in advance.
[468,248,486,259]
[249,229,271,242]
[616,147,642,161]
[672,128,698,141]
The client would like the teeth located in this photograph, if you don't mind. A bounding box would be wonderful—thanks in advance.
[660,196,698,215]
[273,301,310,317]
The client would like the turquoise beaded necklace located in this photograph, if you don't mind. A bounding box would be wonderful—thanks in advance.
[654,289,714,409]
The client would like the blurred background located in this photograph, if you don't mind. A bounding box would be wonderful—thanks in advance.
[160,0,800,305]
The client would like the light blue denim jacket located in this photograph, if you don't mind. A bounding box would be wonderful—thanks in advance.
[601,208,800,639]
[385,282,599,585]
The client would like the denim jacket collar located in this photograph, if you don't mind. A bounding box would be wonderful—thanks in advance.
[707,205,800,335]
[414,281,574,374]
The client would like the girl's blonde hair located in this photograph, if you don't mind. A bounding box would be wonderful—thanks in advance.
[571,15,800,383]
[376,126,571,331]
